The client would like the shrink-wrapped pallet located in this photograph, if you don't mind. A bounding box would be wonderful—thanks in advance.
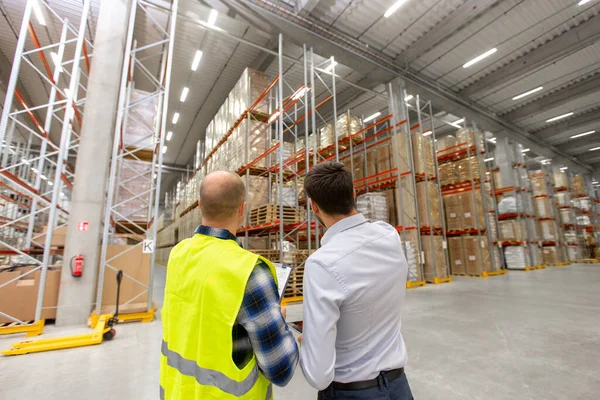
[116,159,152,222]
[542,247,559,266]
[458,190,485,230]
[539,220,556,240]
[504,246,528,269]
[456,128,484,150]
[436,135,457,152]
[376,142,392,175]
[357,192,388,223]
[556,192,570,207]
[456,156,480,182]
[404,235,422,282]
[421,235,447,282]
[498,220,525,241]
[567,246,580,262]
[438,162,458,187]
[530,244,543,266]
[382,189,398,226]
[531,176,547,196]
[553,171,568,189]
[448,237,466,275]
[463,236,492,275]
[498,196,522,215]
[572,175,585,195]
[390,133,411,175]
[247,176,268,211]
[487,213,498,241]
[534,197,552,219]
[231,121,268,169]
[560,209,573,225]
[412,133,435,177]
[335,114,362,144]
[124,89,158,149]
[417,181,442,228]
[400,180,418,229]
[318,123,334,150]
[234,68,269,116]
[444,194,462,231]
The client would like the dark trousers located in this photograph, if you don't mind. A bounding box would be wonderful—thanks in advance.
[318,372,414,400]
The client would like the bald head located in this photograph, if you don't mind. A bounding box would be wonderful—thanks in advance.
[199,171,245,221]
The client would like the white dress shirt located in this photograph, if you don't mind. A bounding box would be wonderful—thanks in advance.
[300,213,409,390]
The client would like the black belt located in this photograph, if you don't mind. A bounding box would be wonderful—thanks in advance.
[332,368,404,391]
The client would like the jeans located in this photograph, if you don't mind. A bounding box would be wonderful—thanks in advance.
[318,372,414,400]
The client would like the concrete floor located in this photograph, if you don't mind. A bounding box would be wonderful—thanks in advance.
[1,265,599,399]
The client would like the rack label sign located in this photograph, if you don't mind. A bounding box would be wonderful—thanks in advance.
[143,239,154,254]
[78,221,89,232]
[281,240,290,252]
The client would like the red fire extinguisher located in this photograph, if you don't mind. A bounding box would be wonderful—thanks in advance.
[70,255,84,277]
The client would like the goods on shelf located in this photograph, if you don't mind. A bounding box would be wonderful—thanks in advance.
[572,175,586,195]
[416,181,442,228]
[534,197,552,218]
[157,224,177,247]
[444,194,462,231]
[271,181,298,207]
[412,133,435,177]
[560,209,573,225]
[318,123,334,150]
[531,176,547,196]
[383,190,398,226]
[357,192,389,223]
[567,246,580,262]
[542,246,559,266]
[247,176,269,211]
[463,236,492,275]
[540,220,556,240]
[230,121,268,170]
[336,114,362,144]
[556,192,570,207]
[436,135,457,152]
[498,196,522,215]
[487,214,498,241]
[456,128,484,150]
[116,159,152,222]
[438,162,458,186]
[530,245,543,266]
[498,220,525,241]
[504,246,528,269]
[448,237,466,274]
[456,156,480,182]
[460,191,485,230]
[553,170,568,189]
[125,89,159,149]
[404,237,421,282]
[248,204,304,226]
[421,235,447,282]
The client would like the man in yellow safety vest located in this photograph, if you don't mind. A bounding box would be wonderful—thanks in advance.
[160,171,299,399]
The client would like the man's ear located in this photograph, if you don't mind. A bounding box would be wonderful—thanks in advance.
[309,199,320,215]
[198,200,202,210]
[239,201,246,217]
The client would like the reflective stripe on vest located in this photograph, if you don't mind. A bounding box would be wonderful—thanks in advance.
[161,340,259,397]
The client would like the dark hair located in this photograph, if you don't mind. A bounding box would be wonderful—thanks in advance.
[304,162,355,215]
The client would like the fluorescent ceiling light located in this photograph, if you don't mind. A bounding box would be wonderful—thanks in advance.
[512,86,543,100]
[268,111,280,123]
[32,0,46,26]
[162,145,168,154]
[571,130,595,139]
[22,159,30,164]
[191,50,203,71]
[450,118,465,128]
[323,60,338,74]
[207,9,218,26]
[546,112,573,123]
[172,112,179,124]
[487,137,496,143]
[40,175,47,180]
[384,0,410,18]
[423,130,432,136]
[31,168,39,174]
[291,87,310,101]
[363,112,381,123]
[48,181,53,186]
[589,146,600,151]
[484,157,494,162]
[166,131,173,141]
[578,0,592,5]
[521,148,530,153]
[560,167,568,171]
[463,48,497,68]
[404,95,414,102]
[180,87,189,102]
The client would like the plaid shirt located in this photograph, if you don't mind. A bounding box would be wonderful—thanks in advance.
[195,225,299,386]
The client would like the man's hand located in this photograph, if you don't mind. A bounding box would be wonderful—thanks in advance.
[281,305,287,320]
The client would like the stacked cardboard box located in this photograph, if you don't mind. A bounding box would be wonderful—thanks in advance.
[463,236,492,275]
[357,193,388,223]
[539,220,556,240]
[336,114,362,145]
[456,156,480,182]
[560,209,573,225]
[448,236,466,274]
[504,246,528,269]
[438,162,458,186]
[459,190,485,230]
[553,171,568,188]
[555,192,570,207]
[534,197,551,218]
[531,176,547,196]
[404,235,422,282]
[421,235,447,282]
[498,220,525,241]
[247,176,269,211]
[542,247,559,266]
[436,135,457,152]
[456,128,484,150]
[383,189,398,226]
[318,123,334,151]
[229,120,268,171]
[444,194,462,231]
[417,181,442,228]
[412,133,435,177]
[572,175,585,195]
[530,245,543,266]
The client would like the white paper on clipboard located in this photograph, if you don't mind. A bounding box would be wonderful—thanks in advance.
[274,263,293,301]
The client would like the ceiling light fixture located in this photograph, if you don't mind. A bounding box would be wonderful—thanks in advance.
[363,112,381,123]
[162,145,168,154]
[578,0,592,5]
[404,95,414,102]
[512,86,543,100]
[484,157,494,162]
[207,9,218,26]
[450,118,465,128]
[546,112,573,123]
[180,87,189,102]
[166,131,173,141]
[31,168,39,174]
[32,0,46,26]
[571,130,595,139]
[589,146,600,151]
[48,181,53,186]
[384,0,410,18]
[172,112,179,124]
[40,175,47,181]
[560,167,568,171]
[463,48,497,68]
[191,50,203,71]
[323,60,338,74]
[521,148,530,153]
[291,87,310,101]
[423,130,432,136]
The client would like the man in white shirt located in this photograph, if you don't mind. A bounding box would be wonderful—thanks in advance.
[299,162,413,400]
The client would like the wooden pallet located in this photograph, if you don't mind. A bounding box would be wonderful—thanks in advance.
[579,258,600,264]
[249,204,303,226]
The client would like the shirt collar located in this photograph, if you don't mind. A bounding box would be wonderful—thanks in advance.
[195,225,242,247]
[321,213,367,245]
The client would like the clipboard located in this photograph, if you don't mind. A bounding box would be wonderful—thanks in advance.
[273,263,293,303]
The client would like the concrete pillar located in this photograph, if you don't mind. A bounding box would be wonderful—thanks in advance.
[56,0,131,326]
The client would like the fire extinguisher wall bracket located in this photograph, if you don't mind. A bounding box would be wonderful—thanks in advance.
[70,255,84,277]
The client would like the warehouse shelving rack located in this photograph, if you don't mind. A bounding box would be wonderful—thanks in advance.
[0,0,93,334]
[571,174,595,261]
[553,169,580,263]
[96,0,178,318]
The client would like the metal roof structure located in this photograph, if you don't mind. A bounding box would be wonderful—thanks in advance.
[1,0,599,194]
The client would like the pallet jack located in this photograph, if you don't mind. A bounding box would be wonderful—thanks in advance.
[2,270,124,356]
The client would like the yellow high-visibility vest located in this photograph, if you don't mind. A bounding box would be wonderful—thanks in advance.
[160,234,277,399]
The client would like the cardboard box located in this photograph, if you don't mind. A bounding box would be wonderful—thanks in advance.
[0,267,61,323]
[366,149,377,177]
[412,133,435,177]
[458,191,485,230]
[99,245,150,312]
[421,235,448,282]
[416,181,442,228]
[444,194,463,231]
[34,225,68,247]
[463,236,492,275]
[542,247,558,266]
[448,237,466,275]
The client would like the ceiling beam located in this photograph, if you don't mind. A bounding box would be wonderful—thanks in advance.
[533,110,600,140]
[294,0,322,16]
[400,0,498,64]
[502,74,600,121]
[461,13,600,97]
[561,141,600,155]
